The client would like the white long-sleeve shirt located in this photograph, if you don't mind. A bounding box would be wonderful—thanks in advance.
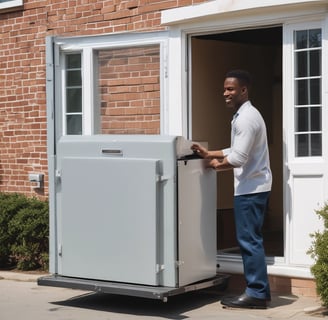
[222,101,272,196]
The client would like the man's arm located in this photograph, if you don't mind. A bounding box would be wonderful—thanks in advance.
[208,157,234,171]
[191,143,234,171]
[191,143,225,159]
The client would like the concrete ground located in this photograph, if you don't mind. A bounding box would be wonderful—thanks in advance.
[0,271,327,320]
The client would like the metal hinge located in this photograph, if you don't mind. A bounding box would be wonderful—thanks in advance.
[55,169,61,184]
[156,175,173,183]
[58,244,63,257]
[156,264,165,273]
[175,260,184,268]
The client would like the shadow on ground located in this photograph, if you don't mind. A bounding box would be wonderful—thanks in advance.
[51,288,300,320]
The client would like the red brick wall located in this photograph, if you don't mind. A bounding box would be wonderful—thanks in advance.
[0,2,48,197]
[99,45,161,134]
[0,0,209,197]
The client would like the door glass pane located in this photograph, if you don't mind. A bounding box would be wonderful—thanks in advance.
[97,44,161,134]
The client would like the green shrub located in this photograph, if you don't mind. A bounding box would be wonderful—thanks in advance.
[0,193,49,271]
[308,203,328,307]
[0,193,31,267]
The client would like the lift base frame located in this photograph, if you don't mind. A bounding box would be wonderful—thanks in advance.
[38,273,230,302]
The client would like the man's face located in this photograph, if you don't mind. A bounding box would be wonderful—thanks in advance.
[223,77,247,111]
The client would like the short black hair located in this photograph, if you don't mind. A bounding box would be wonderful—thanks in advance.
[225,70,252,88]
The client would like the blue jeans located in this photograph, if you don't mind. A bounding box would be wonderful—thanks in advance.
[233,192,271,300]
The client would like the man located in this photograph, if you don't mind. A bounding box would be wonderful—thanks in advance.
[191,70,272,309]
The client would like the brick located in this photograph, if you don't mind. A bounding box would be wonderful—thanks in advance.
[101,4,116,14]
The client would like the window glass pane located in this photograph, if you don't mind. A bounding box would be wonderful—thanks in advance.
[98,44,161,135]
[311,134,322,156]
[67,70,82,87]
[295,30,308,49]
[309,29,321,48]
[310,50,321,76]
[294,28,322,157]
[310,107,321,131]
[295,107,308,132]
[65,53,82,135]
[66,88,82,113]
[310,78,321,104]
[66,54,81,69]
[296,79,308,105]
[295,134,309,157]
[296,51,307,78]
[67,115,82,135]
[295,76,321,106]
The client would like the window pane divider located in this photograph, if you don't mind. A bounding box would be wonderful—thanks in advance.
[294,47,322,52]
[294,76,321,80]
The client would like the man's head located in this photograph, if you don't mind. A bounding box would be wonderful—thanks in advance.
[223,70,252,111]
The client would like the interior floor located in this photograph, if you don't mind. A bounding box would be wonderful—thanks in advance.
[217,209,284,257]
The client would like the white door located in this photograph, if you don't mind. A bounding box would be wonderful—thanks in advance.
[284,20,328,266]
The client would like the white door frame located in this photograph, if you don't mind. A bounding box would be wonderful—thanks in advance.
[283,20,328,267]
[162,0,328,278]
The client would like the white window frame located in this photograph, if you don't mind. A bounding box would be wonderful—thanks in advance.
[0,0,22,11]
[60,52,83,135]
[284,20,327,162]
[56,31,169,136]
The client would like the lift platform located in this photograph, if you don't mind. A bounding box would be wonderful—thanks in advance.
[38,273,230,302]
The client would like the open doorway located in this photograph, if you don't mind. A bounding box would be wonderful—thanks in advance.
[190,26,283,257]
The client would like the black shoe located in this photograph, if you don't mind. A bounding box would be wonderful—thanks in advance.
[221,293,267,309]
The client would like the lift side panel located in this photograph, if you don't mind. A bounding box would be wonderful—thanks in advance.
[59,157,160,285]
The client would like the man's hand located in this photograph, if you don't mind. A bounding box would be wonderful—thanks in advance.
[209,157,234,171]
[191,143,209,158]
[208,158,220,169]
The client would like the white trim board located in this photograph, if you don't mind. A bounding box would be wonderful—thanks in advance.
[161,0,328,26]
